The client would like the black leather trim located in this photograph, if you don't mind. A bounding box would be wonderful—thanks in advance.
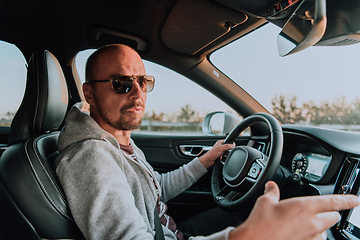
[25,133,72,220]
[0,133,85,239]
[0,179,41,240]
[8,50,68,146]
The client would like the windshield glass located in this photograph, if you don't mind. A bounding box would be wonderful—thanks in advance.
[210,23,360,131]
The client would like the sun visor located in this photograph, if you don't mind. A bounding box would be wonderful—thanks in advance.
[161,0,247,55]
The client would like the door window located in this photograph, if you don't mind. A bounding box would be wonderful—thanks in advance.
[75,50,236,135]
[0,41,26,127]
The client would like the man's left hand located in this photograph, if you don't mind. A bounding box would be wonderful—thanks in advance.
[198,140,235,169]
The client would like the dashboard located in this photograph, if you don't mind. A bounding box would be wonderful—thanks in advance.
[280,125,360,185]
[279,125,360,240]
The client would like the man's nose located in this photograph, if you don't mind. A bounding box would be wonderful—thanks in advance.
[128,79,144,99]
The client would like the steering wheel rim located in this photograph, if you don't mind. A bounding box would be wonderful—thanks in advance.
[211,112,283,210]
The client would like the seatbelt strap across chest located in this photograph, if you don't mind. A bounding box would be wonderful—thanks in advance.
[154,206,165,240]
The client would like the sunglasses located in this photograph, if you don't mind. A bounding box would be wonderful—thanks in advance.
[86,75,155,94]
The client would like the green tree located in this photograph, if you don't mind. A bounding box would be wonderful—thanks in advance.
[271,95,304,124]
[177,104,199,123]
[349,97,360,124]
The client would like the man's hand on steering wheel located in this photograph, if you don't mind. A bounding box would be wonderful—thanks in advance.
[199,140,235,169]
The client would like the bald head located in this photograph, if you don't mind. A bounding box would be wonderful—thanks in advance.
[85,44,145,82]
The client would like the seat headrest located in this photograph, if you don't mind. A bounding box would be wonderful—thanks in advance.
[8,50,68,145]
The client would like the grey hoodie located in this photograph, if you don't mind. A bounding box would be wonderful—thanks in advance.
[55,103,234,240]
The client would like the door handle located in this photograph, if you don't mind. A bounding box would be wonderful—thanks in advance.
[179,145,212,157]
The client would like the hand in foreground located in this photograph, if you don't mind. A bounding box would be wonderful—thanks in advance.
[198,140,235,169]
[229,181,360,240]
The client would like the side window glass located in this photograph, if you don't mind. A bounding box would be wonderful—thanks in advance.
[75,50,237,136]
[0,41,26,134]
[141,61,236,135]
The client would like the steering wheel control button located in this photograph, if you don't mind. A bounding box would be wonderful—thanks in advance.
[216,195,225,202]
[248,162,262,179]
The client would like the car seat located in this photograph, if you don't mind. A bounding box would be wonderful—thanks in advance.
[0,49,85,239]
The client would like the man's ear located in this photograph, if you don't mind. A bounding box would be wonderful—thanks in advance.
[83,83,94,105]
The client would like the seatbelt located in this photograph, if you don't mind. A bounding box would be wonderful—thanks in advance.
[154,207,165,240]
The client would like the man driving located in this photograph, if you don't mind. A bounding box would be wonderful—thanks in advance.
[55,44,359,240]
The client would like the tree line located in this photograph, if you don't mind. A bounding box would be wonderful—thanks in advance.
[144,96,360,127]
[141,104,202,132]
[143,104,202,123]
[271,95,360,125]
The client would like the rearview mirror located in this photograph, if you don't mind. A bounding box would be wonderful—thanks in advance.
[202,111,241,136]
[277,0,327,56]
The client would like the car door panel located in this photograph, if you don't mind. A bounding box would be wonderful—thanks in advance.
[131,132,249,221]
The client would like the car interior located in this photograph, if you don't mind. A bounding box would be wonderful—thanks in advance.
[0,0,360,239]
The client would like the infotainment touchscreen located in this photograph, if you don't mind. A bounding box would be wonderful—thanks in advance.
[331,158,360,240]
[344,204,360,238]
[339,167,360,240]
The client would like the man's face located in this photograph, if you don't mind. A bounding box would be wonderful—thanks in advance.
[85,47,147,131]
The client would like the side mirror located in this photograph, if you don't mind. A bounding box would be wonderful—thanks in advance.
[202,111,241,136]
[277,0,327,56]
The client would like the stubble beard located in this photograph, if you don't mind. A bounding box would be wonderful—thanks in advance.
[106,112,143,131]
[94,100,144,131]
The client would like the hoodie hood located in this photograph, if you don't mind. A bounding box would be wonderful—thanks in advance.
[58,102,120,152]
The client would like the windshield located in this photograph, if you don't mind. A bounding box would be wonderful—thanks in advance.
[210,23,360,131]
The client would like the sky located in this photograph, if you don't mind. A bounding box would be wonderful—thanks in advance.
[74,23,360,115]
[211,24,360,111]
[1,23,360,118]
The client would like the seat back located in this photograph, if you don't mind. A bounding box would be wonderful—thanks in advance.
[0,50,84,239]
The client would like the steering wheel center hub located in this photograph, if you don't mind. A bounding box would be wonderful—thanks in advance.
[223,147,249,187]
[223,146,264,187]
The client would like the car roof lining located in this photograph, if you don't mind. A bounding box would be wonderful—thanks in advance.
[0,0,267,61]
[160,0,248,55]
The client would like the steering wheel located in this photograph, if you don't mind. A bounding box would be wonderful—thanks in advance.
[211,113,283,210]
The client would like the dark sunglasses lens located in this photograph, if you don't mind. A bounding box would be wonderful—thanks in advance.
[112,77,133,94]
[111,75,155,94]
